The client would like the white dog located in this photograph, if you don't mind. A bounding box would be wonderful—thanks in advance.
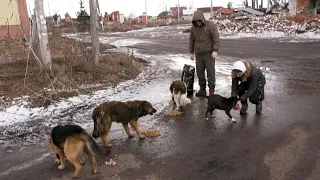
[170,80,192,111]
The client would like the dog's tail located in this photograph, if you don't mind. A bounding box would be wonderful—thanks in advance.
[180,94,191,106]
[83,133,111,156]
[92,108,102,138]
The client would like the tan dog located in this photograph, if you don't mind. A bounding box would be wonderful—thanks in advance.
[49,124,110,179]
[92,100,157,147]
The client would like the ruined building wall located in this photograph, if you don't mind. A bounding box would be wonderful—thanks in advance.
[297,0,311,13]
[288,0,298,16]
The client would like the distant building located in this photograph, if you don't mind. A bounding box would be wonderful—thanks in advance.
[138,13,152,23]
[0,0,30,39]
[170,7,188,17]
[182,9,193,21]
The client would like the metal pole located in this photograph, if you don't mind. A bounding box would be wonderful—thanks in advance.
[178,0,180,22]
[145,0,148,25]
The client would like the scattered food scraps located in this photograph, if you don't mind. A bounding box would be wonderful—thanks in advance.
[167,110,182,116]
[142,129,161,137]
[105,159,117,167]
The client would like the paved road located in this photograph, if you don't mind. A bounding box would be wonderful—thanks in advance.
[1,34,320,180]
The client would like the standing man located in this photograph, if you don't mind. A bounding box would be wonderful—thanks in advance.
[189,10,220,97]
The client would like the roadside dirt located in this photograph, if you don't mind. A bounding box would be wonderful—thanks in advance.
[0,35,145,108]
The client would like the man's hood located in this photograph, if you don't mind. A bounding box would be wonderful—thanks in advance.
[192,10,206,26]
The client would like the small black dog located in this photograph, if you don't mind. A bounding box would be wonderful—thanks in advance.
[205,94,238,122]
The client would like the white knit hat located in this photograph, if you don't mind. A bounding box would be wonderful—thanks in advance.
[232,61,246,73]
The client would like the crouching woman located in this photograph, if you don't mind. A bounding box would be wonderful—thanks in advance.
[231,60,266,114]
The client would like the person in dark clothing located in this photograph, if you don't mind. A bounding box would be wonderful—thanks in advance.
[189,10,220,96]
[231,60,266,114]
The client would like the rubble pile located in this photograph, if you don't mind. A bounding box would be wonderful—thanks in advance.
[216,15,320,35]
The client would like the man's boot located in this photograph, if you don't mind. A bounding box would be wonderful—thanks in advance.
[256,102,262,114]
[195,88,206,97]
[209,88,215,95]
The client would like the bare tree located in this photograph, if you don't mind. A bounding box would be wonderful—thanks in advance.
[242,0,249,7]
[34,0,52,70]
[227,2,233,9]
[89,0,100,64]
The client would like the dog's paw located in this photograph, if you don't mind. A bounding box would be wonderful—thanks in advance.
[231,118,236,122]
[105,143,113,148]
[205,117,209,120]
[127,133,134,138]
[80,159,85,165]
[58,165,65,170]
[211,114,215,118]
[139,134,146,139]
[72,175,79,179]
[92,169,99,174]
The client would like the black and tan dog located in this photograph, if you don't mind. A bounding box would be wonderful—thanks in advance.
[170,80,192,111]
[49,124,110,179]
[205,94,238,122]
[92,100,157,147]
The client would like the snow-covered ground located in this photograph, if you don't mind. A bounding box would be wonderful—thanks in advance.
[103,24,320,42]
[0,24,288,148]
[0,24,307,129]
[221,31,320,41]
[64,24,320,45]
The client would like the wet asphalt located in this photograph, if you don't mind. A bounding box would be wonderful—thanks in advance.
[1,33,320,180]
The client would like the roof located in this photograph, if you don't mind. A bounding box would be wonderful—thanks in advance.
[234,7,265,16]
[217,8,234,15]
[197,7,223,13]
[157,11,174,18]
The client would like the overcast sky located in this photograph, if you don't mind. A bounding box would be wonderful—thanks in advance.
[26,0,268,17]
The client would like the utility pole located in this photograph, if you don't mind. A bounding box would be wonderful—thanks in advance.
[177,0,180,22]
[89,0,100,64]
[145,0,148,25]
[210,0,213,18]
[34,0,52,70]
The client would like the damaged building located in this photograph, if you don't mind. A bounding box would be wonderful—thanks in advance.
[288,0,320,15]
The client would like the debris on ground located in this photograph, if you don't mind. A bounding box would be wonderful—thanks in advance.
[181,15,320,36]
[141,129,161,137]
[105,159,117,167]
[182,29,191,33]
[216,15,320,35]
[167,110,182,116]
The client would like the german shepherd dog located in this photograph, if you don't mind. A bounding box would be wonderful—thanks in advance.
[170,80,192,111]
[49,124,110,179]
[92,100,157,147]
[205,94,238,122]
